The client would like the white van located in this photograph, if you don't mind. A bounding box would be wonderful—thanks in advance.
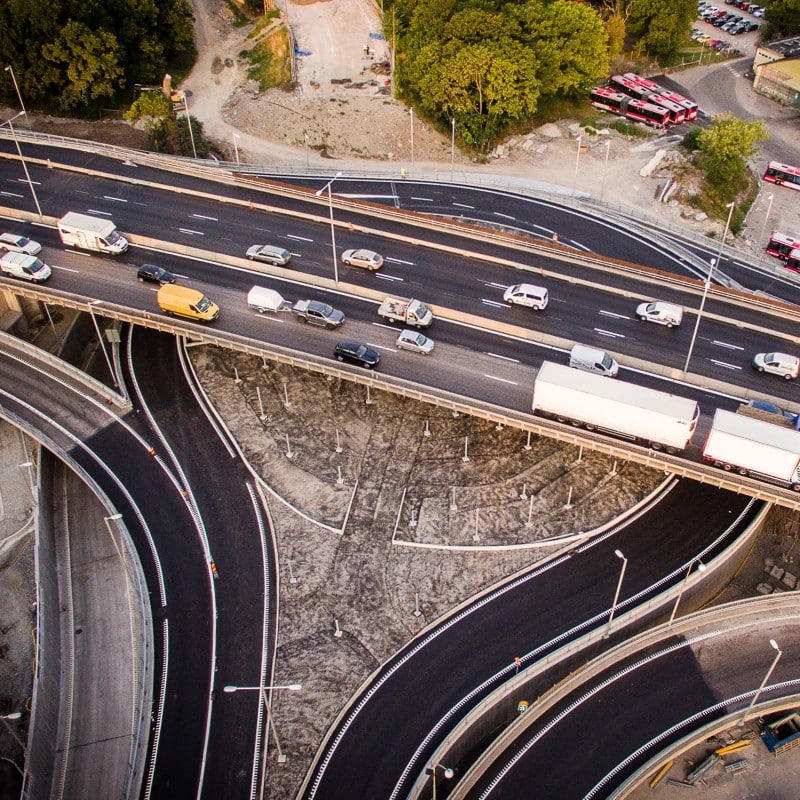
[247,285,289,313]
[636,301,683,327]
[569,344,619,377]
[503,283,549,310]
[0,251,52,282]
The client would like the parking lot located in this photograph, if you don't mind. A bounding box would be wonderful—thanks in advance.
[694,0,766,58]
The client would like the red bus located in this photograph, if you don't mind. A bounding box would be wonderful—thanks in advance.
[647,94,686,125]
[766,231,800,260]
[787,249,800,273]
[764,161,800,191]
[589,87,628,114]
[609,75,653,102]
[647,87,699,121]
[624,99,670,130]
[623,72,661,93]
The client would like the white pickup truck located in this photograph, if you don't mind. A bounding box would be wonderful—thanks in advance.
[377,297,433,328]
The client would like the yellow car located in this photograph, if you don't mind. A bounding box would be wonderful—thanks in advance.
[696,34,713,43]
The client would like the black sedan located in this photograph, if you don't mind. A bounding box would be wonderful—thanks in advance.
[137,264,176,284]
[333,342,380,369]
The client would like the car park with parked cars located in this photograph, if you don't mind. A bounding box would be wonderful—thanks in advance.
[341,248,384,270]
[333,341,381,369]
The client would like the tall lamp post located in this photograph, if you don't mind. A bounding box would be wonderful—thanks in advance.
[684,201,734,374]
[233,133,241,169]
[409,107,415,169]
[738,639,782,727]
[668,558,706,626]
[181,90,198,159]
[450,118,455,181]
[427,762,454,800]
[223,683,302,799]
[758,193,774,252]
[2,111,43,219]
[603,549,628,639]
[4,65,27,118]
[315,171,342,284]
[87,300,120,391]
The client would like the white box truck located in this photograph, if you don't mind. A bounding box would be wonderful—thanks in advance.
[57,212,129,255]
[377,297,433,328]
[703,408,800,490]
[532,361,699,452]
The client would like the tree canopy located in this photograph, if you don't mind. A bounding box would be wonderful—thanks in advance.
[764,0,800,37]
[0,0,195,114]
[396,0,610,149]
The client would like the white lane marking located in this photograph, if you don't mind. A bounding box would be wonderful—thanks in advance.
[18,178,41,186]
[370,343,395,352]
[482,299,505,308]
[709,360,741,371]
[486,352,520,363]
[593,328,625,339]
[411,196,433,202]
[88,209,113,216]
[338,194,397,200]
[51,264,80,273]
[192,214,218,221]
[385,257,414,265]
[103,195,128,203]
[376,274,404,282]
[711,340,744,351]
[484,374,518,385]
[494,212,515,220]
[485,281,509,289]
[287,234,313,242]
[178,228,205,235]
[252,314,286,324]
[0,191,24,198]
[453,202,474,209]
[599,310,631,320]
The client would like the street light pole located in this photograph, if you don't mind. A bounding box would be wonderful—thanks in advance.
[233,133,241,168]
[304,132,309,169]
[684,201,734,374]
[223,683,302,800]
[87,300,120,391]
[0,712,28,756]
[4,65,27,118]
[450,117,455,181]
[2,112,43,219]
[572,134,583,196]
[668,558,706,626]
[603,549,628,638]
[738,639,782,727]
[428,763,454,800]
[758,193,774,252]
[181,90,197,159]
[410,107,414,169]
[315,171,342,284]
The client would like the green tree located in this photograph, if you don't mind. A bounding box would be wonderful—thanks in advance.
[169,116,211,158]
[628,0,696,60]
[764,0,800,37]
[124,89,173,134]
[696,114,768,202]
[41,20,124,110]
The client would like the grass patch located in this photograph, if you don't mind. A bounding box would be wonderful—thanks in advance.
[241,23,292,91]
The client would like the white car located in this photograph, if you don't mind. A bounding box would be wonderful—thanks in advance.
[396,329,434,354]
[0,232,42,255]
[752,352,800,380]
[503,283,549,310]
[341,248,383,270]
[636,300,683,327]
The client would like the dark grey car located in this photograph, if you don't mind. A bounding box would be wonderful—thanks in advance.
[137,264,175,284]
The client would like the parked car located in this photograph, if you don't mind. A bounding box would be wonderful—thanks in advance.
[395,329,434,355]
[752,7,765,17]
[707,39,724,48]
[752,352,800,380]
[0,232,42,255]
[333,341,381,368]
[246,244,292,265]
[745,399,798,424]
[137,264,176,284]
[742,20,759,30]
[696,33,713,43]
[691,28,705,39]
[714,40,731,51]
[341,248,384,270]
